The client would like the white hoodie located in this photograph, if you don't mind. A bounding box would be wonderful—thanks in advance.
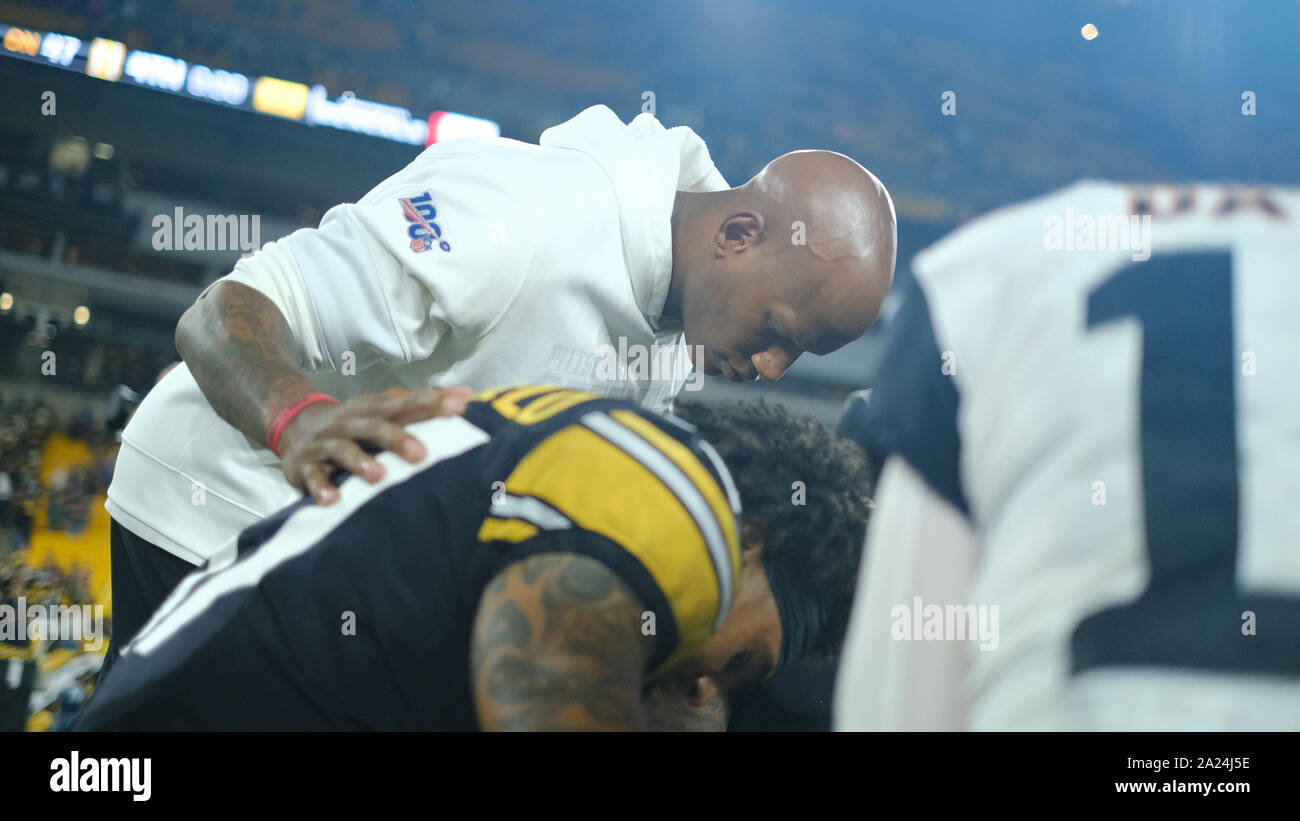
[106,105,729,564]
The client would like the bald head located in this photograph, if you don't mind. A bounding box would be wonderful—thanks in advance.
[667,149,897,382]
[749,150,896,311]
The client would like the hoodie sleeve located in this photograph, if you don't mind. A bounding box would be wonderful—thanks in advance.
[210,147,533,373]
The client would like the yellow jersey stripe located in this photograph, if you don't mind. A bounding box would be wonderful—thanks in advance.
[502,424,721,671]
[477,517,541,545]
[607,409,741,582]
[487,385,566,419]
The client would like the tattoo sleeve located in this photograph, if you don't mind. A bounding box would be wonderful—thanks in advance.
[175,280,319,443]
[470,552,653,731]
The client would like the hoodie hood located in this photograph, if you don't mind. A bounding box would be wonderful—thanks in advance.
[540,105,729,324]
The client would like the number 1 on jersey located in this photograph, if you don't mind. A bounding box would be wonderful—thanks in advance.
[1073,251,1300,676]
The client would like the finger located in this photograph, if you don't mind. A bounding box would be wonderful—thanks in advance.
[300,463,340,505]
[431,385,472,413]
[388,393,472,426]
[341,417,426,462]
[346,386,470,423]
[343,388,413,414]
[381,386,472,421]
[322,438,386,483]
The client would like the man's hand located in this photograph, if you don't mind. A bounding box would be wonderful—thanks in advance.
[278,385,471,504]
[471,552,652,731]
[175,281,474,505]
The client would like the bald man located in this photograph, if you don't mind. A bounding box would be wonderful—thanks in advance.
[102,105,896,666]
[666,150,896,382]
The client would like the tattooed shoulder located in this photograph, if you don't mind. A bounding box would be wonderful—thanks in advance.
[470,552,654,731]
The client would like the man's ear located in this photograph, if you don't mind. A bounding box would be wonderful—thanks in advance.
[741,519,765,554]
[713,212,766,256]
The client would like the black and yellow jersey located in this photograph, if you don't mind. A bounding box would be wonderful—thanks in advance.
[74,387,741,731]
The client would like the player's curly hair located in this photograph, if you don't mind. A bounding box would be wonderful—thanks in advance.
[672,399,872,657]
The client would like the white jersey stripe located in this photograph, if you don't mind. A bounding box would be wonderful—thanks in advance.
[489,492,573,531]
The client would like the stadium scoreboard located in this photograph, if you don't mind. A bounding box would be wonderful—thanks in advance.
[1,22,500,148]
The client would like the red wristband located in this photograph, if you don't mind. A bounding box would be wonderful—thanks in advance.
[268,392,340,456]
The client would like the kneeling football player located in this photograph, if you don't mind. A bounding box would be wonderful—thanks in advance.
[75,386,870,731]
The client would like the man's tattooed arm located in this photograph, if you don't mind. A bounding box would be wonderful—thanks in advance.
[471,553,654,731]
[175,280,318,443]
[176,281,468,501]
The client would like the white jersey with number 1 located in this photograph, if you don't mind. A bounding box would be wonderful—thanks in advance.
[837,181,1300,731]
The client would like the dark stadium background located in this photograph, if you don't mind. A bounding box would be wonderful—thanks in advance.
[1,0,1296,731]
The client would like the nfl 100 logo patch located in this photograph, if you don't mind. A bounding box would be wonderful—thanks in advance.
[399,191,451,253]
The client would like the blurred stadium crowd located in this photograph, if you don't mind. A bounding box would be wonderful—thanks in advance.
[0,393,118,732]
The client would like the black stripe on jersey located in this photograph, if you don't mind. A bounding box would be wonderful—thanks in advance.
[509,386,573,408]
[860,275,969,515]
[235,495,316,557]
[461,393,511,436]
